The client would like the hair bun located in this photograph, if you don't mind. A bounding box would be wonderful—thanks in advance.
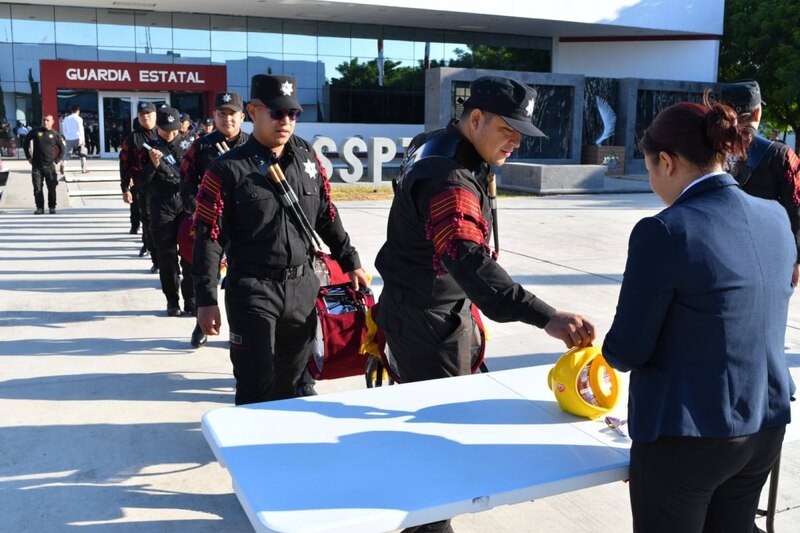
[706,103,742,156]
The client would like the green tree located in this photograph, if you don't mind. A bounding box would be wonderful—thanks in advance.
[719,0,800,152]
[449,45,550,72]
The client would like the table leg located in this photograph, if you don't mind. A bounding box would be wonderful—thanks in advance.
[756,451,781,533]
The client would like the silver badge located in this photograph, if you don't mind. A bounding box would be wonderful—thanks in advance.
[280,81,294,96]
[222,93,232,102]
[525,98,534,118]
[303,159,317,180]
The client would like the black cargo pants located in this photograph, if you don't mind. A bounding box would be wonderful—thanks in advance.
[150,190,193,307]
[225,265,319,405]
[32,164,58,210]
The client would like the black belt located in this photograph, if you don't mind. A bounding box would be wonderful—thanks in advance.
[233,262,308,281]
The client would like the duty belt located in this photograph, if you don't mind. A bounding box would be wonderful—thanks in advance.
[231,262,307,281]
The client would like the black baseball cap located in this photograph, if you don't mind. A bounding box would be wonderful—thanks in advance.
[179,113,191,123]
[202,117,214,126]
[715,80,765,115]
[462,76,546,137]
[137,102,156,114]
[215,92,243,112]
[250,75,303,111]
[156,107,181,132]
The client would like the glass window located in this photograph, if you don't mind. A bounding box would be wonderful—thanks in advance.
[172,13,209,51]
[135,12,172,51]
[247,17,282,53]
[136,49,174,64]
[172,49,212,64]
[212,50,247,87]
[283,54,322,89]
[56,44,98,62]
[318,22,350,57]
[351,24,381,61]
[97,9,135,49]
[98,48,136,62]
[54,7,97,47]
[11,4,55,44]
[414,28,445,66]
[0,42,13,82]
[0,4,12,43]
[13,43,55,82]
[384,26,415,62]
[284,20,316,55]
[444,31,473,67]
[318,55,351,84]
[13,84,39,128]
[296,88,318,121]
[211,15,246,52]
[248,53,283,79]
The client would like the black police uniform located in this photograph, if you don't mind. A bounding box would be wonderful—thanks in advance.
[376,78,556,386]
[139,108,192,314]
[181,129,249,216]
[180,109,248,347]
[23,126,66,213]
[716,80,800,262]
[120,110,158,266]
[732,136,800,260]
[192,132,361,405]
[375,121,556,381]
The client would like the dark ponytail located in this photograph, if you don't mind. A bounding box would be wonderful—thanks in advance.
[640,90,749,168]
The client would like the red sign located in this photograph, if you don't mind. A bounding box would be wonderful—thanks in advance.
[40,59,228,123]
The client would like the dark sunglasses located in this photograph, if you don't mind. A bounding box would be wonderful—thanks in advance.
[268,107,302,121]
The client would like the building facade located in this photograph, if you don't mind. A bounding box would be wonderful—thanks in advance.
[0,1,724,162]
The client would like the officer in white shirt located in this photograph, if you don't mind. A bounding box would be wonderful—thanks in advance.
[61,106,87,174]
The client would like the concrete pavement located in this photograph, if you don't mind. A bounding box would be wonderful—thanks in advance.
[1,159,798,532]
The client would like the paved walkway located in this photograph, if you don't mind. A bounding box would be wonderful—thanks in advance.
[1,159,798,532]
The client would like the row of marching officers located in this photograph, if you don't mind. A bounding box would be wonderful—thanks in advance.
[118,92,249,349]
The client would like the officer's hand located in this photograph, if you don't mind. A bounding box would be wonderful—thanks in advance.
[544,311,595,349]
[348,268,372,290]
[122,191,133,204]
[197,305,222,336]
[26,158,32,166]
[148,148,163,167]
[793,263,799,288]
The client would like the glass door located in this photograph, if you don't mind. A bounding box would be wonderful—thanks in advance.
[98,92,169,159]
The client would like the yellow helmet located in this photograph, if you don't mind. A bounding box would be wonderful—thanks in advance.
[547,345,620,419]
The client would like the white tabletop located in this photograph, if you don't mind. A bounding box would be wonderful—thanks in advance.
[202,366,632,533]
[203,365,800,533]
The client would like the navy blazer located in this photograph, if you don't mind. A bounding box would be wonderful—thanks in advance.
[603,173,796,442]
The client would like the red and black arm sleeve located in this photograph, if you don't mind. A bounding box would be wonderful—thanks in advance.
[422,180,556,327]
[312,153,361,273]
[191,161,228,307]
[780,147,800,261]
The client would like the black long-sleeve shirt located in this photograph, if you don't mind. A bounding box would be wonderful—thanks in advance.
[119,123,156,192]
[23,127,66,167]
[192,134,361,307]
[732,136,800,261]
[138,134,188,195]
[375,122,556,327]
[180,129,248,215]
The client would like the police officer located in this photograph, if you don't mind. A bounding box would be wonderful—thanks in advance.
[120,102,159,270]
[23,114,66,214]
[376,77,596,532]
[140,107,193,316]
[177,113,197,149]
[192,74,369,405]
[197,117,215,138]
[180,91,249,347]
[715,80,800,286]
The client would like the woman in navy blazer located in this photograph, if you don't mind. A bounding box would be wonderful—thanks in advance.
[603,99,796,532]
